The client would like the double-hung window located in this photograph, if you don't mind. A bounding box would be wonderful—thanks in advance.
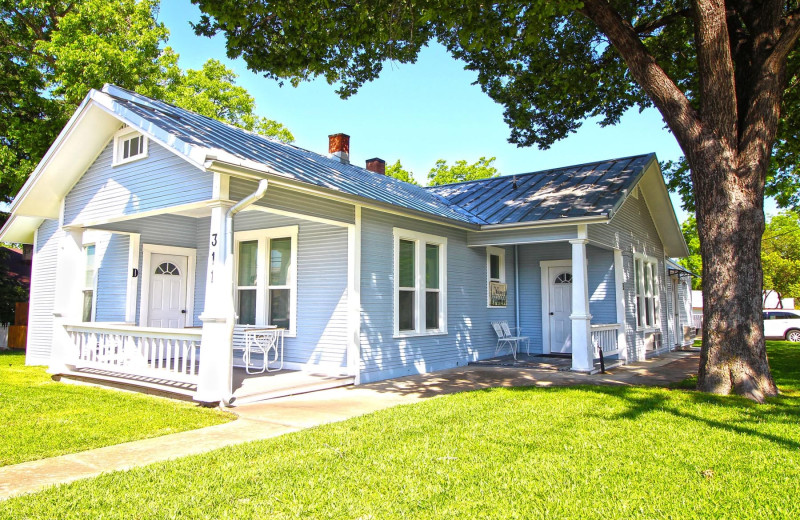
[234,226,298,335]
[112,128,148,166]
[486,246,507,307]
[394,228,447,336]
[82,244,97,322]
[634,254,660,329]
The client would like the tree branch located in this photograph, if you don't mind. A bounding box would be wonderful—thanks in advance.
[634,8,692,35]
[693,0,738,147]
[766,10,800,70]
[579,0,704,153]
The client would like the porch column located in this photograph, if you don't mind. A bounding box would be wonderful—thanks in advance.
[613,249,628,362]
[195,202,235,404]
[569,238,593,372]
[49,227,84,374]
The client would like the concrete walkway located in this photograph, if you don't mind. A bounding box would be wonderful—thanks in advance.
[0,350,699,500]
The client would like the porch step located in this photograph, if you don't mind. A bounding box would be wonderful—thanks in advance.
[55,368,197,401]
[231,375,355,406]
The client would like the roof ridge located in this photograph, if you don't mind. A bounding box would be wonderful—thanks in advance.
[425,153,655,190]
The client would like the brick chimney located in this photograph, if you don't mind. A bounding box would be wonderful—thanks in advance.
[328,133,350,164]
[365,157,386,175]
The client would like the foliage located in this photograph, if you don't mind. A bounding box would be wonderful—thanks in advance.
[679,216,702,290]
[0,350,233,467]
[0,247,28,326]
[680,211,800,298]
[0,0,291,204]
[427,156,498,186]
[3,342,798,517]
[384,159,419,185]
[762,211,800,299]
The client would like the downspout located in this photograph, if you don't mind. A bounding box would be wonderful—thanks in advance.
[514,245,520,334]
[220,179,269,405]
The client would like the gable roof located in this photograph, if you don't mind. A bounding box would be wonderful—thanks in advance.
[0,84,687,257]
[101,86,480,225]
[425,154,654,225]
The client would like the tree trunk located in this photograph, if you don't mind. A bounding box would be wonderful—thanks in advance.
[694,152,778,402]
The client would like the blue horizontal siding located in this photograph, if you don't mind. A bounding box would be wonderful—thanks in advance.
[63,139,213,225]
[94,233,129,322]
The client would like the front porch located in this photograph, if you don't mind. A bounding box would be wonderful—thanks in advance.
[58,323,354,403]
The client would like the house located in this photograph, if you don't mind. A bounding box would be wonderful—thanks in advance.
[0,85,691,404]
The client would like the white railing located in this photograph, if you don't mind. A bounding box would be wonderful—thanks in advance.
[591,323,622,357]
[65,323,202,385]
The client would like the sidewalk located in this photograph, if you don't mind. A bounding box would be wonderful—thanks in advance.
[0,350,699,500]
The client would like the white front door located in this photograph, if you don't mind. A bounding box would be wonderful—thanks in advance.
[549,267,573,353]
[147,253,188,328]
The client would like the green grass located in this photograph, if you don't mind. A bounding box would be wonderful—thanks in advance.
[3,343,799,518]
[0,350,233,467]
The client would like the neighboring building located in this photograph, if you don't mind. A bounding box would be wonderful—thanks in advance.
[0,85,691,404]
[0,245,32,349]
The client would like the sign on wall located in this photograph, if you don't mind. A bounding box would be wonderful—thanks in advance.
[490,282,508,307]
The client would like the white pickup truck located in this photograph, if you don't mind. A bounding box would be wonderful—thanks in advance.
[763,310,800,342]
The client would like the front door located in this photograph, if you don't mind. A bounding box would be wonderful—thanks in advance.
[549,267,573,353]
[147,253,188,328]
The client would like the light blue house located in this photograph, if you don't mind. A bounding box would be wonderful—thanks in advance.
[1,85,692,404]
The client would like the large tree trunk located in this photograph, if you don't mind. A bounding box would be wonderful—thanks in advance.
[693,152,778,402]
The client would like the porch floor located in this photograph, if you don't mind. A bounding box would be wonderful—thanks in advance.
[469,353,624,372]
[232,368,354,405]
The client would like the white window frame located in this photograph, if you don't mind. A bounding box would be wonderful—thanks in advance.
[393,227,447,338]
[82,243,98,322]
[112,127,149,166]
[486,246,506,308]
[634,253,661,330]
[233,225,298,337]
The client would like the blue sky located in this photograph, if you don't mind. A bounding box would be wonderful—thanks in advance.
[158,1,775,224]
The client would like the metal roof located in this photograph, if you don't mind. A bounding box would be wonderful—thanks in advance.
[101,86,656,228]
[102,85,480,224]
[425,154,655,225]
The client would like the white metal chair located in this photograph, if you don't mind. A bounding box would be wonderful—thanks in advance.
[241,326,285,374]
[491,321,529,359]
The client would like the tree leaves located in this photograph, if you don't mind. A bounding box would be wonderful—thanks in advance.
[427,156,498,186]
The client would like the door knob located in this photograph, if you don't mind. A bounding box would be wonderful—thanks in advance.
[549,312,554,315]
[181,310,187,314]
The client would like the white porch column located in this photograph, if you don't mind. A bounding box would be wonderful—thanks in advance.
[49,227,84,374]
[195,202,235,404]
[346,206,362,383]
[613,249,628,362]
[570,238,593,372]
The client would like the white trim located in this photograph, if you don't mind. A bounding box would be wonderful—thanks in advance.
[125,233,140,324]
[244,204,352,229]
[633,252,661,331]
[540,259,572,354]
[112,127,149,166]
[81,243,98,322]
[486,246,507,308]
[233,225,299,337]
[139,244,197,328]
[347,206,362,381]
[392,227,448,338]
[613,249,628,362]
[69,201,216,228]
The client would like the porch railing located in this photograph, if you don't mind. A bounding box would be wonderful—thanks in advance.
[591,323,622,357]
[64,323,202,385]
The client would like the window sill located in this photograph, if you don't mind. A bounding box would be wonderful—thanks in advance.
[393,330,449,339]
[487,305,508,309]
[112,154,149,167]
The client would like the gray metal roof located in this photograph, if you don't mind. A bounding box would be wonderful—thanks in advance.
[102,86,655,228]
[425,154,655,225]
[102,86,480,224]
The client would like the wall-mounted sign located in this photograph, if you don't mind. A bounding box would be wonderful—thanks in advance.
[490,282,508,307]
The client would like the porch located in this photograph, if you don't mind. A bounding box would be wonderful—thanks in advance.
[58,323,354,403]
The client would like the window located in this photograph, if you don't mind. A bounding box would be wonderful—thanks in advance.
[634,255,660,329]
[234,226,297,334]
[393,228,447,336]
[113,128,148,165]
[82,244,96,322]
[486,246,507,307]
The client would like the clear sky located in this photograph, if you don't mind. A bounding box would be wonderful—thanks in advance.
[156,1,776,224]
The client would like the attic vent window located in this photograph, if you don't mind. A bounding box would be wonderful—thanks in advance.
[113,128,148,166]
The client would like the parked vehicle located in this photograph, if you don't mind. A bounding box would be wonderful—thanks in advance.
[763,310,800,342]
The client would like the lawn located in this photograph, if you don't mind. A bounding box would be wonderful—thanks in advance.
[0,350,233,467]
[2,343,799,518]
